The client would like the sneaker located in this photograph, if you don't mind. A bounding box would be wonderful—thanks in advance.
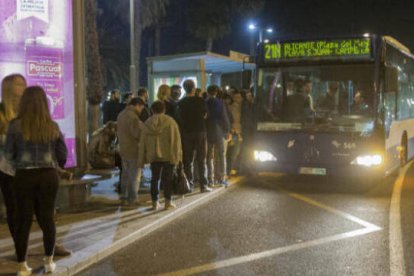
[220,180,229,188]
[17,262,32,276]
[17,270,32,276]
[151,201,160,211]
[200,186,213,193]
[54,244,71,256]
[43,257,56,273]
[165,200,176,210]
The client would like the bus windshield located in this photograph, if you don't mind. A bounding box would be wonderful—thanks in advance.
[257,64,376,131]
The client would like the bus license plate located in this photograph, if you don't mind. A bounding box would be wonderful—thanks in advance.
[299,167,326,175]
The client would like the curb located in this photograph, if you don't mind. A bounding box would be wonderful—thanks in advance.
[55,177,243,276]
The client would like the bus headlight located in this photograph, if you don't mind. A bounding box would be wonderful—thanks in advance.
[254,151,277,162]
[351,154,383,167]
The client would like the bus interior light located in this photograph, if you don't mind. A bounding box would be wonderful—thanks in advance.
[254,150,277,162]
[351,154,382,167]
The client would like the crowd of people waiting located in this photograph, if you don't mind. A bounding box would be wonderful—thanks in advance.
[0,73,255,275]
[100,80,256,211]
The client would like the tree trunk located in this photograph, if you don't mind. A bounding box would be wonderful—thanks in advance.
[88,103,101,135]
[206,36,213,52]
[85,0,103,136]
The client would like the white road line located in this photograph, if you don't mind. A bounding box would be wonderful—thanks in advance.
[288,193,381,231]
[160,228,380,276]
[160,191,382,276]
[389,163,411,276]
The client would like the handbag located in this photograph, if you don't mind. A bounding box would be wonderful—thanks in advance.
[173,163,191,195]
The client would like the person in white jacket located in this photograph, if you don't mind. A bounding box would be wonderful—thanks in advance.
[139,101,182,210]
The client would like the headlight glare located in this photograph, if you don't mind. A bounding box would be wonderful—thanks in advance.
[351,154,382,167]
[254,150,277,162]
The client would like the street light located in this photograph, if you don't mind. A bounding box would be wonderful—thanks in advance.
[130,0,137,96]
[248,23,274,43]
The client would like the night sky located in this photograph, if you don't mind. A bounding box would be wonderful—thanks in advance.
[154,0,414,56]
[100,0,414,88]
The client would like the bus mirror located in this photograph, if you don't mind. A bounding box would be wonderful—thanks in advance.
[385,67,399,93]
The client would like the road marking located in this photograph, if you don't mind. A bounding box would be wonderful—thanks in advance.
[160,191,382,276]
[288,192,381,230]
[389,162,411,276]
[160,228,378,276]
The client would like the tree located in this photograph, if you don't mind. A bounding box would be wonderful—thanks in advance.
[85,0,104,136]
[231,0,265,18]
[97,0,169,90]
[187,0,232,52]
[188,0,265,52]
[133,0,170,87]
[96,1,131,91]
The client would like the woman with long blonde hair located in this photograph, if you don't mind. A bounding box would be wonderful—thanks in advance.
[0,74,26,250]
[157,84,176,119]
[157,84,171,101]
[5,86,67,275]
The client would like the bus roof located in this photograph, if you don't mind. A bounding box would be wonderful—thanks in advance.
[383,36,413,56]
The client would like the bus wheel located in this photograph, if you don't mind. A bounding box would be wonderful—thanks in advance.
[399,134,408,167]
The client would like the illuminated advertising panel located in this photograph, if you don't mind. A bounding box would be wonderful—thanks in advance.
[152,76,198,102]
[262,38,372,63]
[0,0,77,167]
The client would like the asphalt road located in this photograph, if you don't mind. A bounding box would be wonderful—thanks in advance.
[78,162,414,276]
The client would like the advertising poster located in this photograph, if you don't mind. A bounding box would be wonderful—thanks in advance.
[0,0,77,167]
[153,76,198,101]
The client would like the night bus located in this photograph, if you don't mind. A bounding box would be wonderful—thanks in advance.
[253,35,414,181]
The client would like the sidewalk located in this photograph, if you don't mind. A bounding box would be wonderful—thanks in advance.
[0,171,242,275]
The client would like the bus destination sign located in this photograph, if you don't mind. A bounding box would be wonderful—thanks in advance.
[263,38,371,62]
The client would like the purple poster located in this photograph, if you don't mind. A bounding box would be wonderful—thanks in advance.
[0,0,77,167]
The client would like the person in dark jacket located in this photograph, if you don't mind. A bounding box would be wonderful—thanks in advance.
[102,89,123,124]
[6,86,68,275]
[177,79,211,192]
[206,85,230,186]
[166,84,181,122]
[120,92,133,110]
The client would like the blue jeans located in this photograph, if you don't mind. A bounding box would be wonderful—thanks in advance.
[121,159,141,203]
[207,139,226,183]
[227,135,242,174]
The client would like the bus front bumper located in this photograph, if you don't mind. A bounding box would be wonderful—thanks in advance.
[254,161,384,178]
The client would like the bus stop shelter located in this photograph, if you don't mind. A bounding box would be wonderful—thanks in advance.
[147,51,255,101]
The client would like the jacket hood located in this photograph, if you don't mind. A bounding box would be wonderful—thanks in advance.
[144,114,171,135]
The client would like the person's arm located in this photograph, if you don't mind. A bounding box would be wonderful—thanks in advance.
[129,117,142,141]
[221,102,231,137]
[171,121,182,165]
[202,100,208,119]
[5,121,17,163]
[138,128,146,167]
[102,102,108,124]
[175,103,183,128]
[55,131,68,168]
